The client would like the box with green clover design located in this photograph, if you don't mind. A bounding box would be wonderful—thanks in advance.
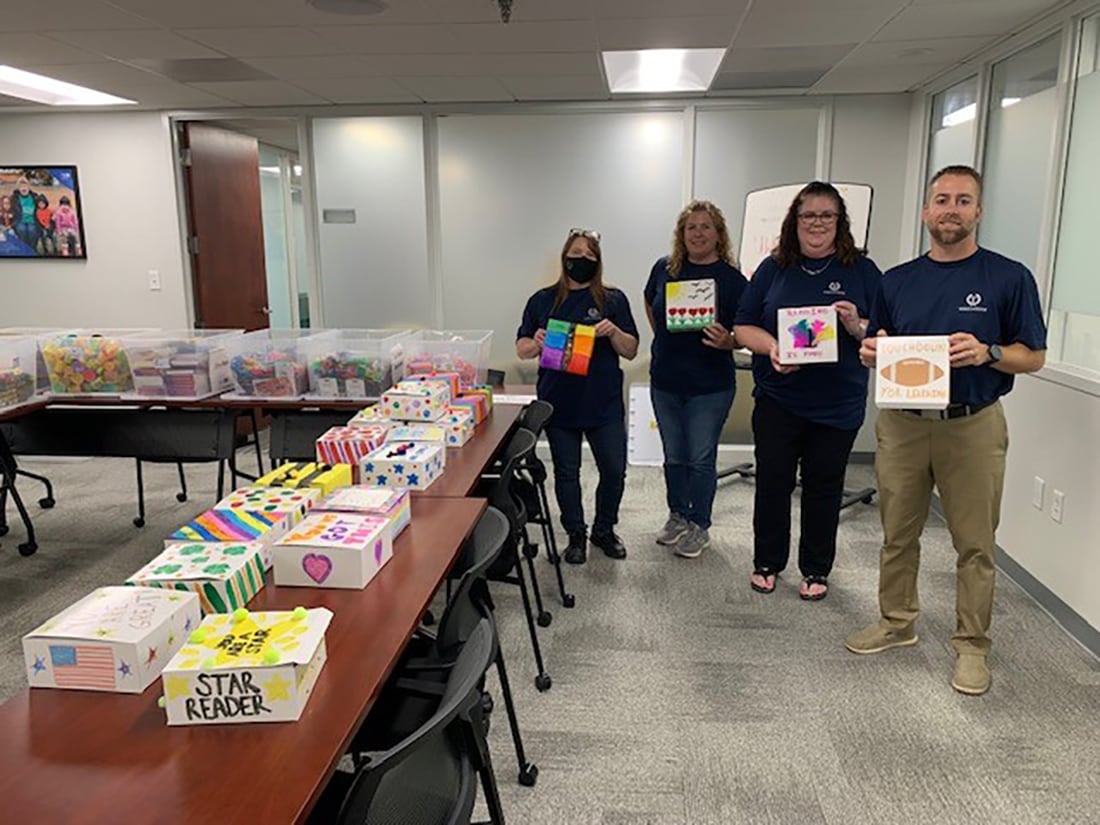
[126,543,266,615]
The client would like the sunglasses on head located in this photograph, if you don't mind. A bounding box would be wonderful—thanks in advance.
[568,227,601,242]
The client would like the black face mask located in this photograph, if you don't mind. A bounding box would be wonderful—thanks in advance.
[564,256,598,284]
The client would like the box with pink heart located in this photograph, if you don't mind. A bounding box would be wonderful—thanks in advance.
[272,511,394,589]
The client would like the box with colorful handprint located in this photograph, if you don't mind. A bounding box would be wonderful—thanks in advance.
[127,542,265,614]
[273,512,394,589]
[777,306,839,365]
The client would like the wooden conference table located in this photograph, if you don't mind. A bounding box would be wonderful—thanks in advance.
[0,495,488,825]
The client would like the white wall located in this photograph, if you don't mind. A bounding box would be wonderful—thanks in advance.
[1000,377,1100,631]
[0,112,189,329]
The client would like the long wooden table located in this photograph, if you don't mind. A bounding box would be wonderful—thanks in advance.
[0,496,487,825]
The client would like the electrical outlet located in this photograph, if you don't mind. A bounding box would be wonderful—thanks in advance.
[1032,476,1045,510]
[147,269,161,291]
[1051,489,1065,523]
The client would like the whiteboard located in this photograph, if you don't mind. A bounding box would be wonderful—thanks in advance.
[627,383,664,467]
[738,182,874,279]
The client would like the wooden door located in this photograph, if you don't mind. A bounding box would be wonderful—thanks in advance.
[182,123,270,331]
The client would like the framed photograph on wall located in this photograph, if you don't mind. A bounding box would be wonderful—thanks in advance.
[0,166,86,259]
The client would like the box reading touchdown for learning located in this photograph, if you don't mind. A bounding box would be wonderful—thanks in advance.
[875,336,951,410]
[160,607,332,725]
[274,511,394,589]
[777,306,839,365]
[23,586,200,693]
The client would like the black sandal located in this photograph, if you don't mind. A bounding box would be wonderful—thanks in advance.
[800,575,828,601]
[750,568,778,594]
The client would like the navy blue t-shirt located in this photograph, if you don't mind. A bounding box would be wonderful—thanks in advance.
[643,257,748,395]
[517,285,638,430]
[868,248,1047,406]
[734,254,882,430]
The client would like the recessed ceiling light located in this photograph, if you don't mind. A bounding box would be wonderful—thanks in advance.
[602,49,726,94]
[307,0,389,14]
[0,65,136,106]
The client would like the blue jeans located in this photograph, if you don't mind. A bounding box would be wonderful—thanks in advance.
[545,418,627,536]
[651,386,736,530]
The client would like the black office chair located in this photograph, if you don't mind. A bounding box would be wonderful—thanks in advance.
[313,620,505,825]
[131,459,189,528]
[0,434,43,556]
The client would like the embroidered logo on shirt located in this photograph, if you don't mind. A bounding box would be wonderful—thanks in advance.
[959,292,988,313]
[823,280,846,296]
[587,308,601,320]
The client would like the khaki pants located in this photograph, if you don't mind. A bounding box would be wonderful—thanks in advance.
[874,402,1008,655]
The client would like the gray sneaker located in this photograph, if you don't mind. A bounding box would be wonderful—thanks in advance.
[673,524,710,558]
[655,512,690,546]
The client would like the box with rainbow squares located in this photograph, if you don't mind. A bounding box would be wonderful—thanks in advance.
[23,586,200,694]
[160,606,332,725]
[126,542,266,614]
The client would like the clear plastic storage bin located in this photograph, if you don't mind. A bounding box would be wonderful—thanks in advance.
[39,329,152,396]
[0,327,69,392]
[225,329,336,398]
[305,329,410,400]
[403,330,493,389]
[121,329,245,400]
[0,334,39,411]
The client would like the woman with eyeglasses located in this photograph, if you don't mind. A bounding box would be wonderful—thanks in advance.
[644,200,747,560]
[733,181,882,600]
[516,229,639,565]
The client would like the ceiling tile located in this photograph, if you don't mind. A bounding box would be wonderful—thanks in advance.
[189,80,331,106]
[710,68,830,91]
[875,0,1057,41]
[0,0,151,31]
[363,52,599,77]
[500,75,610,101]
[123,85,242,108]
[0,34,103,66]
[593,0,749,18]
[290,76,421,104]
[841,36,994,67]
[242,55,375,80]
[178,27,337,57]
[127,58,274,83]
[810,63,944,93]
[594,16,738,50]
[46,30,224,60]
[736,0,906,46]
[312,24,462,54]
[106,0,438,28]
[25,61,168,88]
[394,75,515,102]
[448,21,601,53]
[721,44,857,73]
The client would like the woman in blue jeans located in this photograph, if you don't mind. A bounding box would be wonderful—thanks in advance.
[644,201,747,558]
[517,229,639,564]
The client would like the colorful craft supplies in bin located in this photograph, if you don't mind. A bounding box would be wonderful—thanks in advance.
[539,319,595,375]
[665,278,717,332]
[127,543,265,614]
[361,441,445,491]
[315,426,389,477]
[121,329,242,400]
[441,407,475,447]
[403,329,493,390]
[0,327,68,392]
[23,586,200,693]
[40,329,147,395]
[160,607,332,725]
[305,329,409,399]
[226,329,335,398]
[0,334,37,410]
[255,461,353,497]
[317,487,411,537]
[274,512,394,589]
[381,380,450,422]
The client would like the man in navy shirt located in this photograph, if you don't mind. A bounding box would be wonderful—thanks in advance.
[846,166,1046,696]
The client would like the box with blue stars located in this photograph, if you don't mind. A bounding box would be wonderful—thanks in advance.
[22,586,200,693]
[360,440,445,491]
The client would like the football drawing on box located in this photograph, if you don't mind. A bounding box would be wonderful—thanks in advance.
[23,586,200,693]
[539,319,595,375]
[0,166,86,259]
[273,511,394,589]
[160,606,332,725]
[875,336,950,409]
[665,279,716,332]
[778,306,838,364]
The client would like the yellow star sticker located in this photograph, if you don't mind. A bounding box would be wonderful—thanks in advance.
[94,627,113,638]
[262,674,293,703]
[164,674,191,700]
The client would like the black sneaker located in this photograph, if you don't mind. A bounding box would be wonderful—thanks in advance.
[590,530,627,560]
[563,530,587,565]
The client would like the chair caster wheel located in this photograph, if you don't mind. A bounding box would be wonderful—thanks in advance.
[861,495,874,504]
[537,611,552,628]
[39,497,55,509]
[0,524,8,537]
[19,541,37,557]
[524,543,538,560]
[133,517,145,528]
[422,609,436,627]
[480,692,494,715]
[562,594,576,608]
[535,673,551,692]
[176,493,188,503]
[519,764,539,787]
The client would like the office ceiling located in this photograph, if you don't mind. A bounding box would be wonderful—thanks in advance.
[0,0,1072,110]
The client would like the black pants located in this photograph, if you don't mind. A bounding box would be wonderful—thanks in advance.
[752,394,859,578]
[545,418,627,536]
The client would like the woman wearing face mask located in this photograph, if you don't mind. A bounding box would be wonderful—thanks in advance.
[645,200,747,560]
[517,229,639,564]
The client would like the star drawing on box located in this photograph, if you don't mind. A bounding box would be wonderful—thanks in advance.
[184,616,193,632]
[364,462,375,474]
[393,463,405,475]
[407,473,420,486]
[117,661,132,678]
[376,474,387,485]
[263,674,293,703]
[146,647,158,665]
[94,627,113,638]
[31,656,47,675]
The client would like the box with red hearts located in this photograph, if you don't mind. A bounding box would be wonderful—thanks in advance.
[272,512,394,589]
[665,278,716,332]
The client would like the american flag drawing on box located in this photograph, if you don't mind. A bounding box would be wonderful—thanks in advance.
[49,645,116,689]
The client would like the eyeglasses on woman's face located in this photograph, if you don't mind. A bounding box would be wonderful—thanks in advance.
[797,211,839,226]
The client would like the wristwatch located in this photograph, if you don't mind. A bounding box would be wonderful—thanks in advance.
[987,343,1003,364]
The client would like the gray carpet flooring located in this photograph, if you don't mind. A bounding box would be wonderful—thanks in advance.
[1,451,1098,825]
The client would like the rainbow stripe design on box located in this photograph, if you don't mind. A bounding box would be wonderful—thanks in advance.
[168,510,280,543]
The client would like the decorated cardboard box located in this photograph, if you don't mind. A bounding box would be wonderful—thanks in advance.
[166,510,283,569]
[255,462,353,497]
[381,380,450,422]
[666,278,716,332]
[127,543,266,614]
[23,586,200,693]
[385,424,447,445]
[361,441,445,491]
[403,371,462,400]
[316,426,389,480]
[160,607,332,725]
[274,512,394,589]
[441,406,475,447]
[347,405,389,428]
[452,393,488,425]
[539,319,595,375]
[317,487,411,538]
[875,336,951,410]
[778,306,839,365]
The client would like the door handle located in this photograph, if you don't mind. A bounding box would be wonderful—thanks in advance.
[260,306,273,316]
